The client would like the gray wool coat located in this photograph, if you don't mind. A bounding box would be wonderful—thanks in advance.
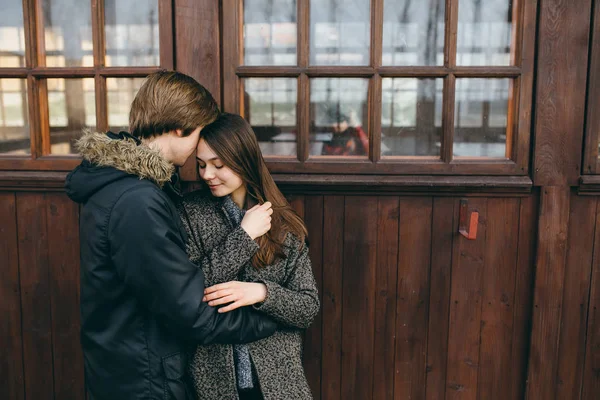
[177,190,320,400]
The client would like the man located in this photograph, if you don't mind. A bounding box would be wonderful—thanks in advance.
[65,71,276,399]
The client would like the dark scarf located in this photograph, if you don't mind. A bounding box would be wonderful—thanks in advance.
[221,196,255,390]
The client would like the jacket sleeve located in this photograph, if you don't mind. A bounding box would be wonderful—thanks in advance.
[253,242,320,329]
[178,200,258,285]
[108,185,276,345]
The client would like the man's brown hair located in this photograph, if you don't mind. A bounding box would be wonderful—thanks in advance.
[129,70,219,139]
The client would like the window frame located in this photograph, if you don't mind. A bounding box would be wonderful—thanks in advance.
[583,0,600,174]
[222,0,537,176]
[0,0,174,171]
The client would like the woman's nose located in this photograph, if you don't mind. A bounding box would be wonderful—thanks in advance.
[201,166,215,180]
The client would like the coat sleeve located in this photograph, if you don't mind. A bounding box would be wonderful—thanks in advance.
[178,199,258,285]
[108,185,276,345]
[253,242,320,329]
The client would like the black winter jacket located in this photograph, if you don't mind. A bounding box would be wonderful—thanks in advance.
[65,131,276,400]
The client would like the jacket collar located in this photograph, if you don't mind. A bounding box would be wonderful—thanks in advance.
[75,131,175,187]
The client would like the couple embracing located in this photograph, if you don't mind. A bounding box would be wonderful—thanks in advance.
[66,71,319,400]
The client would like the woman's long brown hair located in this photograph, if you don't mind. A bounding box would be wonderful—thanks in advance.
[200,113,308,268]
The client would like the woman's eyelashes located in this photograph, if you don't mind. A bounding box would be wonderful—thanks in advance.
[197,162,223,169]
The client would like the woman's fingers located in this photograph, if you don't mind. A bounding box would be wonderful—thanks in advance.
[203,289,233,302]
[218,301,243,313]
[204,281,236,295]
[208,294,237,307]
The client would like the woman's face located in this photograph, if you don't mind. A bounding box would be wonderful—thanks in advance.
[196,138,246,204]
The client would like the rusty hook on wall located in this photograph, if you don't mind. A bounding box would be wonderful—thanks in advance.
[459,199,479,240]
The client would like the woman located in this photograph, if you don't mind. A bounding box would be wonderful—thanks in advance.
[177,113,320,400]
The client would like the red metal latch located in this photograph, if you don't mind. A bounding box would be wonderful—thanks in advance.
[459,199,479,240]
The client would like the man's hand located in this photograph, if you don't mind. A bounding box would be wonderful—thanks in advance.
[203,281,268,313]
[240,202,273,240]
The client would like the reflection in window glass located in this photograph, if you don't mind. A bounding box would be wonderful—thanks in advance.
[42,0,93,67]
[310,0,370,65]
[310,78,369,157]
[244,78,297,156]
[382,0,445,66]
[381,78,442,157]
[0,79,30,155]
[457,0,513,66]
[0,0,26,68]
[244,0,297,66]
[107,77,145,133]
[105,0,159,66]
[454,78,510,158]
[47,78,96,155]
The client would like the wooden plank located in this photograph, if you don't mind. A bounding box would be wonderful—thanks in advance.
[175,0,221,181]
[526,187,570,399]
[532,0,593,185]
[372,197,400,399]
[510,194,538,399]
[446,198,488,400]
[321,196,344,400]
[478,198,520,400]
[45,194,85,399]
[16,193,54,399]
[0,193,25,400]
[582,196,600,399]
[303,196,323,399]
[554,195,596,399]
[425,198,456,400]
[394,197,433,399]
[341,196,378,400]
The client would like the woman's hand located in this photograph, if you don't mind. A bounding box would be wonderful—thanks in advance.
[240,202,273,240]
[203,281,267,313]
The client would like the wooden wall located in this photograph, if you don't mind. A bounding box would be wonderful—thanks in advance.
[2,190,600,399]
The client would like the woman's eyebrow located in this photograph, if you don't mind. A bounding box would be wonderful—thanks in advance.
[196,156,220,162]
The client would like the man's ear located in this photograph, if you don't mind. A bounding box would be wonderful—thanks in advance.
[174,129,184,137]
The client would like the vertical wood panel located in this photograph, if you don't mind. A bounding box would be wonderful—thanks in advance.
[478,198,520,400]
[46,194,85,399]
[372,197,400,399]
[175,0,221,181]
[341,196,378,400]
[425,198,456,400]
[510,194,538,399]
[582,197,600,399]
[446,198,488,400]
[394,198,433,400]
[533,0,593,185]
[303,196,323,399]
[321,196,344,400]
[526,187,570,399]
[16,193,54,399]
[0,193,24,400]
[555,195,596,399]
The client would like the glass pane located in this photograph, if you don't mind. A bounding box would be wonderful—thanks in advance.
[244,0,297,66]
[105,0,159,66]
[382,0,445,66]
[42,0,93,67]
[243,78,297,157]
[0,0,26,67]
[381,78,442,157]
[454,78,511,158]
[310,78,369,157]
[48,78,96,155]
[310,0,370,65]
[0,79,30,155]
[107,77,145,132]
[457,0,514,66]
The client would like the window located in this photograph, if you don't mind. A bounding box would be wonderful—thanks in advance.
[0,0,172,170]
[223,0,536,175]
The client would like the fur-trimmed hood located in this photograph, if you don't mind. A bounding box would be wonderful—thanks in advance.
[65,131,176,203]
